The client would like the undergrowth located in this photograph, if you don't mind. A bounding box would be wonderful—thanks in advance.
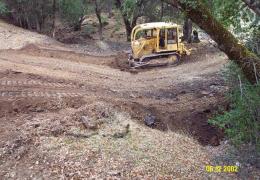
[209,62,260,152]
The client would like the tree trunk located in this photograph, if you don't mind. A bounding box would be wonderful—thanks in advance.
[131,15,138,31]
[161,1,164,20]
[35,16,41,32]
[164,0,260,84]
[183,17,192,43]
[242,0,260,16]
[52,0,57,38]
[94,0,103,40]
[97,14,103,40]
[124,18,133,41]
[107,0,113,17]
[115,0,132,41]
[74,15,85,31]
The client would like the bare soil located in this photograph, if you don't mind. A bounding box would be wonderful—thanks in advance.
[1,21,258,179]
[0,41,228,145]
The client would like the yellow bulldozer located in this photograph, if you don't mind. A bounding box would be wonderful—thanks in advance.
[128,22,190,68]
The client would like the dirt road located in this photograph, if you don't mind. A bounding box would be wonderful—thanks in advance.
[0,41,228,142]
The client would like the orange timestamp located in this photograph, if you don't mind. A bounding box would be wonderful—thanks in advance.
[205,165,239,173]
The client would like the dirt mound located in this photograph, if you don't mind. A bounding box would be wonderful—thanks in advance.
[116,98,226,146]
[108,42,222,74]
[20,44,41,51]
[109,52,129,70]
[109,52,140,73]
[0,20,57,50]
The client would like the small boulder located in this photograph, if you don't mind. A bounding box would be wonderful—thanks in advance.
[81,116,98,130]
[144,114,156,127]
[201,90,210,96]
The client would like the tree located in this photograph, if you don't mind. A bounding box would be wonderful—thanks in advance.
[115,0,146,41]
[59,0,88,31]
[183,17,192,43]
[93,0,105,40]
[164,0,260,84]
[207,0,259,36]
[242,0,260,16]
[0,1,7,15]
[52,0,57,37]
[161,0,164,20]
[3,0,53,32]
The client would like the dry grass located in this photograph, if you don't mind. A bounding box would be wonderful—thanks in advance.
[27,102,231,179]
[0,101,238,179]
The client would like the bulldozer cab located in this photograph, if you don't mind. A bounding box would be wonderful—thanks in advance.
[131,22,183,60]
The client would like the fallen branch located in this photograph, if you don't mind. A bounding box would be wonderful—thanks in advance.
[65,132,98,139]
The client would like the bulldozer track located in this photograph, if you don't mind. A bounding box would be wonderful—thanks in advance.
[0,80,78,89]
[0,80,86,98]
[0,90,84,98]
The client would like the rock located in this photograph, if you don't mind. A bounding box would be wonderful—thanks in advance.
[101,111,109,118]
[108,170,121,176]
[130,93,136,98]
[180,90,187,94]
[203,109,211,113]
[33,123,40,128]
[235,161,241,167]
[96,41,110,50]
[51,126,64,137]
[34,107,44,112]
[201,91,210,96]
[209,136,220,146]
[144,114,156,127]
[81,116,98,130]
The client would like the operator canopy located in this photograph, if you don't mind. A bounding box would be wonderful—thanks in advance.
[136,22,180,29]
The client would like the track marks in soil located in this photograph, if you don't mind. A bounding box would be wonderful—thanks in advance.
[0,79,85,98]
[0,91,83,98]
[0,97,86,118]
[0,70,91,99]
[0,80,78,89]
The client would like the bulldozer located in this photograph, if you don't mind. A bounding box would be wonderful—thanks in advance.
[128,22,190,68]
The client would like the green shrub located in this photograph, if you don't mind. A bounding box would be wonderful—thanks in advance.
[209,63,260,151]
[82,24,96,35]
[246,28,260,57]
[59,0,87,27]
[0,1,7,15]
[101,15,108,25]
[114,13,122,32]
